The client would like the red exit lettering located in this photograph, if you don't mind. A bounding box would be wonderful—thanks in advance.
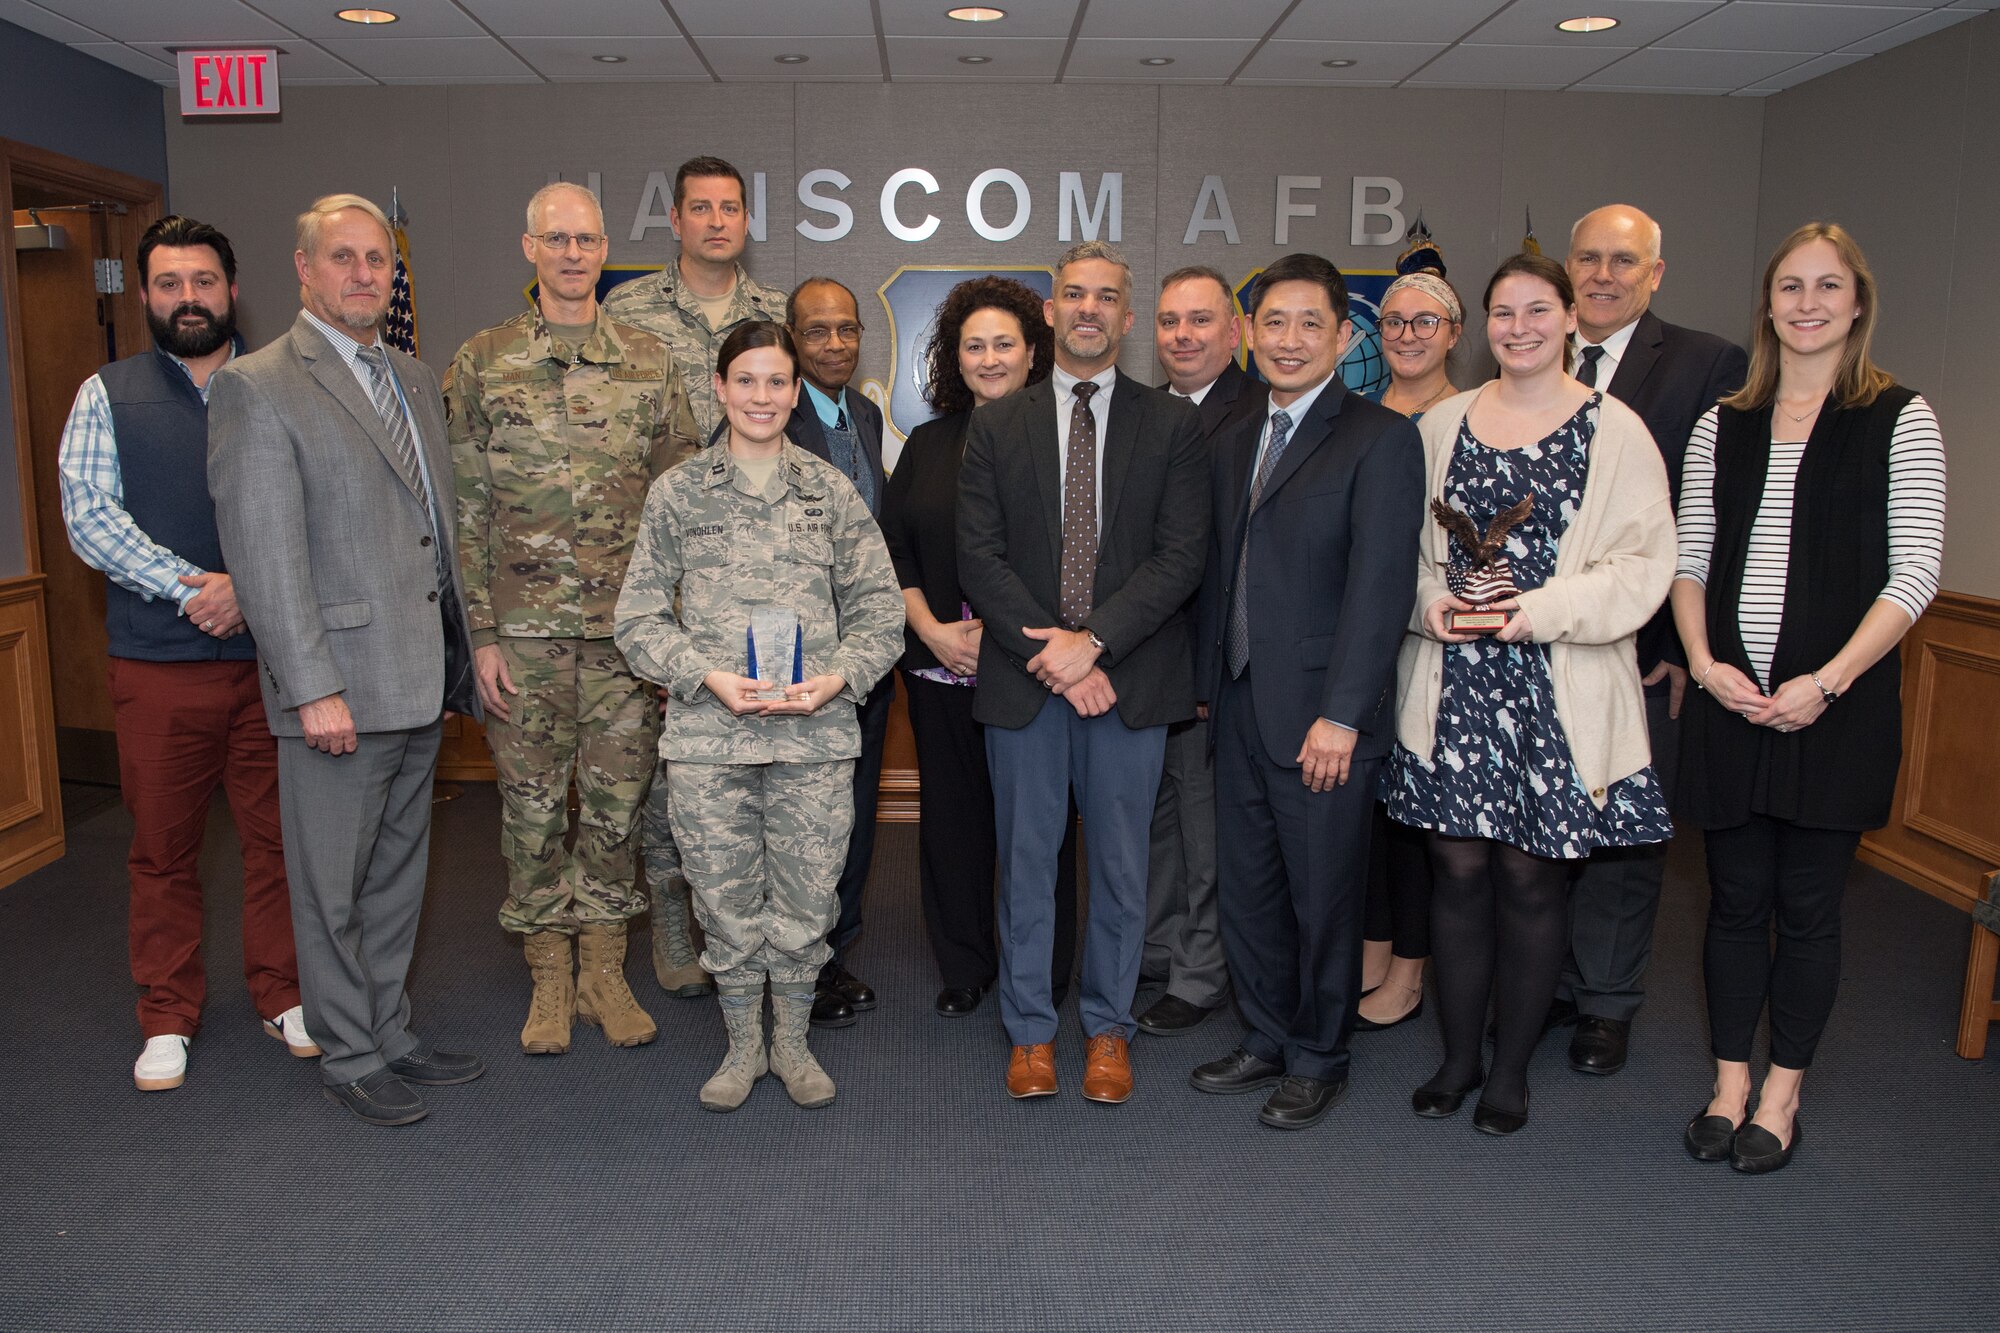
[179,49,279,116]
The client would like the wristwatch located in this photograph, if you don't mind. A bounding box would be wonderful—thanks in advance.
[1085,629,1108,655]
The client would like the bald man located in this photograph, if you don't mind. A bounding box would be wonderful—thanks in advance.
[1559,204,1747,1076]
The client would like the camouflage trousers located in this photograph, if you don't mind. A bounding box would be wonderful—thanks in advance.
[487,637,658,933]
[639,752,681,887]
[666,759,854,986]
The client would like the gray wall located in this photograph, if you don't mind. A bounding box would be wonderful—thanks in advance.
[1757,11,1995,598]
[0,18,172,577]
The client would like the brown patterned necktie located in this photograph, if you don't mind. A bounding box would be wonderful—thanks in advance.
[1058,380,1099,630]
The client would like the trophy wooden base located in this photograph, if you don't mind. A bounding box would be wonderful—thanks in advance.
[1447,608,1511,634]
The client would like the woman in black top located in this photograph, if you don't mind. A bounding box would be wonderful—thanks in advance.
[880,276,1081,1017]
[1671,222,1946,1174]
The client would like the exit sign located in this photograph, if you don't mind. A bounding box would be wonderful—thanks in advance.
[177,49,280,116]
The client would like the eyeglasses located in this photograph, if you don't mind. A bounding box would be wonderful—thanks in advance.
[796,322,863,347]
[1379,313,1450,339]
[532,231,607,252]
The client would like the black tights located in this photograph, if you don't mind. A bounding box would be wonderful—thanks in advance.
[1420,834,1572,1115]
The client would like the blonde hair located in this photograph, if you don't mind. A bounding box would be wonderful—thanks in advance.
[295,193,392,257]
[1724,221,1895,412]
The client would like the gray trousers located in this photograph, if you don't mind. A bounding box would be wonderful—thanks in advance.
[1562,687,1680,1022]
[277,723,440,1084]
[1142,715,1230,1008]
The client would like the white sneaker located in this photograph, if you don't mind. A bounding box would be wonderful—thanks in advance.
[134,1035,189,1092]
[263,1005,322,1058]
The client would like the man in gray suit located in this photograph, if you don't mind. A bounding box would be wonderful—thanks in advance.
[209,193,484,1126]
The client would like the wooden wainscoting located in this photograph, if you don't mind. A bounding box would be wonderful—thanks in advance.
[0,575,64,887]
[1860,591,2000,910]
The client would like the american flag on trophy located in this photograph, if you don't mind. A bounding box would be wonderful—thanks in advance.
[1431,493,1534,633]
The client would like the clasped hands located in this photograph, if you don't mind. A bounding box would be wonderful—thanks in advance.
[180,572,245,639]
[1424,593,1534,645]
[703,670,848,718]
[1024,626,1116,718]
[1701,661,1830,735]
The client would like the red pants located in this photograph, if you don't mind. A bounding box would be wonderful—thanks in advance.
[108,657,300,1038]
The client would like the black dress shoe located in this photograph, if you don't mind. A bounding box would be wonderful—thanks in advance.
[1684,1111,1743,1162]
[1568,1016,1631,1075]
[934,985,986,1017]
[1137,993,1216,1036]
[1730,1116,1802,1174]
[1189,1046,1285,1095]
[1472,1096,1530,1136]
[323,1068,428,1126]
[1259,1074,1348,1129]
[809,989,856,1029]
[385,1044,484,1086]
[821,963,876,1011]
[1353,997,1424,1033]
[1412,1074,1484,1119]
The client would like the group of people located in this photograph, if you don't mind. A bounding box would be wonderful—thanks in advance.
[58,153,1944,1174]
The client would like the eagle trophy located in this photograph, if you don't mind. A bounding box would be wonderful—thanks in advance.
[1431,493,1534,633]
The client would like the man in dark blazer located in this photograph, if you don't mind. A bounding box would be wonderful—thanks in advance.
[1561,205,1750,1076]
[784,276,891,1029]
[1188,253,1424,1130]
[209,194,484,1127]
[1138,265,1261,1037]
[958,241,1208,1105]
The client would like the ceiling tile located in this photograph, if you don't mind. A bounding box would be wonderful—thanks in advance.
[130,39,371,80]
[1063,37,1255,81]
[1405,42,1636,87]
[70,40,177,80]
[696,35,884,80]
[1235,39,1451,83]
[39,0,293,43]
[1273,0,1510,44]
[1580,46,1819,88]
[1741,48,1872,86]
[670,0,874,37]
[876,0,1083,40]
[884,35,1067,80]
[510,36,709,80]
[1842,6,1981,50]
[1079,0,1292,41]
[1666,2,1920,52]
[458,0,680,38]
[1466,0,1724,47]
[0,0,106,43]
[250,0,484,40]
[319,35,538,78]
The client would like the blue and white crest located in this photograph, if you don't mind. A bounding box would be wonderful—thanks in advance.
[1233,269,1397,400]
[873,266,1053,443]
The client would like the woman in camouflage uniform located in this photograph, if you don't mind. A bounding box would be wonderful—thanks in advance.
[614,322,902,1111]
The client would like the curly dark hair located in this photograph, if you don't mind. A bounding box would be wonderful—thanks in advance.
[921,275,1054,417]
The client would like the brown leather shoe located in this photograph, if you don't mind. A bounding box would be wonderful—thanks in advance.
[1081,1033,1133,1104]
[1006,1043,1058,1099]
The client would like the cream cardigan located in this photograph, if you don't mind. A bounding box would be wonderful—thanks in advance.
[1393,387,1675,808]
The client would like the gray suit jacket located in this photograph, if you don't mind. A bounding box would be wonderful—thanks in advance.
[208,312,479,736]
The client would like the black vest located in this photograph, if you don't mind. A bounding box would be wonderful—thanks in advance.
[1678,385,1915,831]
[97,348,256,663]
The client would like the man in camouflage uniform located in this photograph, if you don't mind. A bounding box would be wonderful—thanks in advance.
[603,154,790,996]
[614,386,903,1111]
[447,182,699,1054]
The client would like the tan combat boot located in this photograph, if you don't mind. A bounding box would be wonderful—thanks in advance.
[575,922,658,1047]
[698,986,768,1112]
[768,986,836,1108]
[651,879,715,998]
[520,932,574,1055]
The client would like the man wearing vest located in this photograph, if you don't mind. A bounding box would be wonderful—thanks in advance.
[58,215,313,1094]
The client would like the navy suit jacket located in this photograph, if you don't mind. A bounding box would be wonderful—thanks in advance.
[787,389,886,517]
[1197,378,1425,766]
[1602,309,1749,669]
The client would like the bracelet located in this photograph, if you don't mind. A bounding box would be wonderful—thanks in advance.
[1810,671,1838,703]
[1695,661,1717,691]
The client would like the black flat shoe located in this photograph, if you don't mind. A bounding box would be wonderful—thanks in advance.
[934,985,986,1017]
[1354,997,1424,1033]
[1472,1095,1529,1136]
[1684,1111,1743,1162]
[1412,1074,1483,1119]
[1730,1115,1802,1174]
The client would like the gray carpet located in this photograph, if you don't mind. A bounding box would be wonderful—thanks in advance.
[2,783,1994,1332]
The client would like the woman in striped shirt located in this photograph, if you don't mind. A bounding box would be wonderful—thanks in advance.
[1672,222,1946,1176]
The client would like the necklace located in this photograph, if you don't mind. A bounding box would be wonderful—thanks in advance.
[1393,380,1453,417]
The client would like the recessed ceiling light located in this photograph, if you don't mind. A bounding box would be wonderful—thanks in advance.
[946,6,1007,21]
[336,7,399,24]
[593,54,626,64]
[1556,16,1620,33]
[958,55,993,64]
[1140,57,1174,67]
[1321,58,1357,68]
[774,53,810,64]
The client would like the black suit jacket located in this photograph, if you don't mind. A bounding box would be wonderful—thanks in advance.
[1168,358,1263,444]
[957,371,1209,731]
[1196,379,1424,765]
[1600,309,1749,670]
[787,389,887,517]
